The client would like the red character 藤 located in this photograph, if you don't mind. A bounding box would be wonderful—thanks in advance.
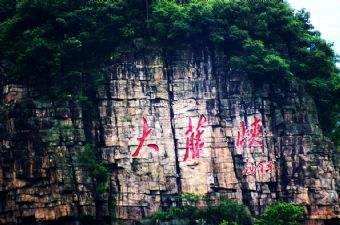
[242,158,274,176]
[132,117,159,157]
[183,115,207,161]
[236,116,262,148]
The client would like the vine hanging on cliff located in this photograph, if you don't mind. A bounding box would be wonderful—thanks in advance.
[79,144,109,194]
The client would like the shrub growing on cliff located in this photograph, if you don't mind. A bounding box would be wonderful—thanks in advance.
[254,202,304,225]
[174,192,202,206]
[205,198,252,225]
[79,144,109,194]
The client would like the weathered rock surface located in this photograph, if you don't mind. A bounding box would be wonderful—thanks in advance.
[0,50,339,224]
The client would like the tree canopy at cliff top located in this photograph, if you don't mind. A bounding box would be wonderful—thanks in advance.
[0,0,339,146]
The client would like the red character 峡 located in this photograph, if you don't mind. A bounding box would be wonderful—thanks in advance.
[242,158,274,176]
[236,116,262,148]
[132,117,159,157]
[183,115,207,161]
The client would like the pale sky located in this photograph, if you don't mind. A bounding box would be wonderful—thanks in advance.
[287,0,340,60]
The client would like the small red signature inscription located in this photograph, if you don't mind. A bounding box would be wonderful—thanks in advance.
[242,158,274,176]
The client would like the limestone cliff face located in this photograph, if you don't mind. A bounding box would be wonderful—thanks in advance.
[0,49,339,225]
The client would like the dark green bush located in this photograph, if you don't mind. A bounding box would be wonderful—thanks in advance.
[205,198,252,225]
[140,195,251,225]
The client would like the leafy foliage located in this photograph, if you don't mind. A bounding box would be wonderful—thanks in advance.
[0,0,148,94]
[204,198,252,225]
[140,195,252,225]
[219,220,240,225]
[254,202,304,225]
[0,0,339,146]
[79,144,109,194]
[174,192,202,206]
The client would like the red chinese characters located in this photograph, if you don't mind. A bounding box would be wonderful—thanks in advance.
[183,115,207,161]
[132,117,159,157]
[236,116,262,148]
[242,158,274,176]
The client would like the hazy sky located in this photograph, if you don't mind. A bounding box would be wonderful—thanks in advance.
[287,0,340,58]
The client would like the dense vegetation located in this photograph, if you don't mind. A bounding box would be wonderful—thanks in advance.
[139,193,303,225]
[140,194,252,225]
[0,0,339,145]
[254,202,304,225]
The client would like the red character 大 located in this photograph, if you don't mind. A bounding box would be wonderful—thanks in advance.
[242,158,274,176]
[132,117,159,157]
[183,115,207,161]
[236,116,262,148]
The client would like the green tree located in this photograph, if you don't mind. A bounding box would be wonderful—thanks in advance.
[205,198,252,225]
[141,196,252,225]
[254,202,304,225]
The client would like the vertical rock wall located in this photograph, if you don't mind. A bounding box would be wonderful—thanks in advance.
[0,49,339,224]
